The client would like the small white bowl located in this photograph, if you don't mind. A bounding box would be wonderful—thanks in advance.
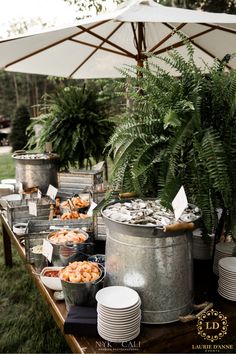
[13,223,27,235]
[40,266,63,291]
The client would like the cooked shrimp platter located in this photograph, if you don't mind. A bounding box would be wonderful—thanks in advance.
[60,197,90,210]
[59,260,101,283]
[59,196,90,220]
[48,229,88,245]
[60,211,89,220]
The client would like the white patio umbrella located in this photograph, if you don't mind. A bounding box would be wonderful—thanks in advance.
[0,0,236,78]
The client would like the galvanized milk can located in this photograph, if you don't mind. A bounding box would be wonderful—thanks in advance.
[102,199,198,324]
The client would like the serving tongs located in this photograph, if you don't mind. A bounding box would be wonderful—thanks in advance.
[67,198,76,211]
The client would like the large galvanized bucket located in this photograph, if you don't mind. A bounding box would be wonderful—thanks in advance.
[47,229,93,267]
[61,265,105,311]
[12,151,59,195]
[102,206,194,324]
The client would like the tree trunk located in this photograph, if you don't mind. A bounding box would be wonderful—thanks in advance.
[12,74,19,106]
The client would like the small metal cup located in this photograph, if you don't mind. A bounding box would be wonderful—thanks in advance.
[32,252,48,273]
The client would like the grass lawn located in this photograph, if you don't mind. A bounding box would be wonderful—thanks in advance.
[0,236,71,353]
[0,153,71,353]
[0,153,15,179]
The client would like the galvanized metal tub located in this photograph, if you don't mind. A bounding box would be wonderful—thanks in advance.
[6,197,54,228]
[61,265,105,311]
[12,152,59,195]
[47,229,93,267]
[24,219,93,264]
[102,206,194,324]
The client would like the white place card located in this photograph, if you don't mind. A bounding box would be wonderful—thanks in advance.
[46,184,58,200]
[18,182,23,193]
[172,186,188,221]
[42,239,53,263]
[37,189,42,199]
[28,201,37,216]
[92,161,105,171]
[87,201,97,217]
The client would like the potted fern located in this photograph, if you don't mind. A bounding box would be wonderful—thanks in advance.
[107,43,236,240]
[27,83,114,170]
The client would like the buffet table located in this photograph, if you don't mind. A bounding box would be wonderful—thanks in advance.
[1,212,236,354]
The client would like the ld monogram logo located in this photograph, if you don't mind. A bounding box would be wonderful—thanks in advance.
[197,309,228,342]
[206,321,220,330]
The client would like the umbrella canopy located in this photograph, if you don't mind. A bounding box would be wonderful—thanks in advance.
[0,0,236,78]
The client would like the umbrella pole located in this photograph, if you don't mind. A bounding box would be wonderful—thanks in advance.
[137,22,145,69]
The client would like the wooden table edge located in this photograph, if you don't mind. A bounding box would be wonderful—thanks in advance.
[0,212,85,354]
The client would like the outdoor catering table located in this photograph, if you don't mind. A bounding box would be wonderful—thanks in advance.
[1,211,236,354]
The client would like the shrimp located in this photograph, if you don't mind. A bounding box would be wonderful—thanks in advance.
[69,262,79,270]
[81,272,91,282]
[91,265,99,274]
[91,272,100,281]
[59,270,70,281]
[69,273,82,283]
[81,263,92,272]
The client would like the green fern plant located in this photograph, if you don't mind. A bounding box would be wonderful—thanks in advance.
[107,41,236,239]
[27,84,114,170]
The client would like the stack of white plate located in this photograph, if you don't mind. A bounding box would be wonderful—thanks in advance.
[213,242,235,275]
[218,257,236,301]
[193,229,214,260]
[1,179,17,192]
[96,286,141,343]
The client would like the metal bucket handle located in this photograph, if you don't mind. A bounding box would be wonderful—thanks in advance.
[12,150,27,158]
[152,222,197,235]
[163,222,197,233]
[63,241,94,258]
[92,263,106,285]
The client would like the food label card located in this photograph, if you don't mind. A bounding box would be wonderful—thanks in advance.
[172,186,188,221]
[87,201,98,217]
[28,201,37,216]
[37,189,42,199]
[46,184,58,200]
[18,182,23,193]
[42,239,53,263]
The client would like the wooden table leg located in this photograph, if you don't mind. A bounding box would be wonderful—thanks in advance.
[2,222,13,266]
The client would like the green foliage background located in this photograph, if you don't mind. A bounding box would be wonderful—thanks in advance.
[107,42,236,237]
[9,104,31,152]
[27,82,116,170]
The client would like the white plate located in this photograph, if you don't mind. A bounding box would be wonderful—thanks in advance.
[98,311,141,322]
[218,286,236,296]
[218,288,236,301]
[219,269,236,278]
[96,286,140,309]
[98,307,141,317]
[219,257,236,272]
[219,264,236,272]
[219,277,236,284]
[97,299,141,313]
[1,178,16,184]
[98,322,140,335]
[218,280,236,291]
[216,243,235,253]
[98,325,140,338]
[98,316,141,328]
